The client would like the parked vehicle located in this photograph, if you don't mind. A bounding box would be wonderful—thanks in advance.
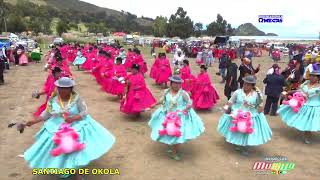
[123,35,134,45]
[16,38,36,52]
[53,37,64,45]
[0,36,10,49]
[98,37,115,45]
[274,44,286,52]
[266,42,286,52]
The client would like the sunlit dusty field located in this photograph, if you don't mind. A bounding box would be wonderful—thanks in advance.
[0,48,319,180]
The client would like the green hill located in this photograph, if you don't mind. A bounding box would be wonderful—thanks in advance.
[235,23,277,36]
[2,0,154,34]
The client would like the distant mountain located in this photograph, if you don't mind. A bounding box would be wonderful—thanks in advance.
[266,33,278,36]
[235,23,277,36]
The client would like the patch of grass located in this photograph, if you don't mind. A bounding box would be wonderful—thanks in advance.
[4,0,17,5]
[4,0,47,6]
[78,23,88,33]
[29,0,47,6]
[39,43,49,50]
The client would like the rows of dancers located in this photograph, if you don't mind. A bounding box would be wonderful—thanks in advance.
[15,43,319,179]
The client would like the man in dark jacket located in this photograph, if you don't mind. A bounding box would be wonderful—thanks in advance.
[238,58,260,88]
[224,58,238,100]
[263,66,285,116]
[217,53,228,83]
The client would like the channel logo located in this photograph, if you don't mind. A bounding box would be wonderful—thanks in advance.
[258,15,283,23]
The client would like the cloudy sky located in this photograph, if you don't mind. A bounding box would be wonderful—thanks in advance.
[81,0,320,38]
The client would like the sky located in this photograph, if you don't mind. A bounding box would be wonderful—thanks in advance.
[81,0,320,38]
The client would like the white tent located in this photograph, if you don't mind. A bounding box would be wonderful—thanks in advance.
[229,36,240,42]
[9,33,19,41]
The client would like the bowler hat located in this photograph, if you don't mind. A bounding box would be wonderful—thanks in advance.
[242,75,256,84]
[131,64,140,70]
[169,75,183,83]
[54,77,76,88]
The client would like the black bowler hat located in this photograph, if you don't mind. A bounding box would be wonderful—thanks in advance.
[132,64,140,70]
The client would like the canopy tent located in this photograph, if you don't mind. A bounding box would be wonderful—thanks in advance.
[228,36,240,42]
[186,37,198,42]
[213,36,229,44]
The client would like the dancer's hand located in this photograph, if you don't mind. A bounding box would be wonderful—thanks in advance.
[122,94,126,100]
[65,117,74,123]
[258,106,263,113]
[223,105,232,114]
[25,121,35,127]
[182,108,190,115]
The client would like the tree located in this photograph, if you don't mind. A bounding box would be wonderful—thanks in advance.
[152,16,167,37]
[166,7,193,38]
[0,0,9,32]
[7,14,26,33]
[124,12,138,33]
[87,22,109,36]
[25,17,51,34]
[207,14,230,36]
[193,22,203,37]
[56,20,69,36]
[226,24,235,35]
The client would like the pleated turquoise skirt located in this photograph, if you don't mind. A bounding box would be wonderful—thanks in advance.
[24,115,115,170]
[148,108,205,145]
[73,57,86,65]
[217,113,272,146]
[277,104,320,131]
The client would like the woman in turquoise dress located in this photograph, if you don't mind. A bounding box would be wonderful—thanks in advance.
[217,76,272,156]
[73,49,86,70]
[117,48,127,64]
[24,77,115,180]
[277,70,320,144]
[148,75,205,161]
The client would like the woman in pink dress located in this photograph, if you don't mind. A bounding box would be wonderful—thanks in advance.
[191,65,219,110]
[92,50,108,85]
[50,54,73,78]
[214,47,220,60]
[59,45,68,59]
[108,57,127,99]
[180,60,195,94]
[149,53,158,79]
[124,49,133,71]
[155,53,172,87]
[8,45,15,63]
[133,50,148,75]
[81,47,95,71]
[18,49,29,66]
[120,64,156,116]
[229,48,237,60]
[67,47,77,63]
[32,67,62,117]
[100,54,114,93]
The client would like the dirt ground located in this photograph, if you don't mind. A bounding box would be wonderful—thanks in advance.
[0,49,319,180]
